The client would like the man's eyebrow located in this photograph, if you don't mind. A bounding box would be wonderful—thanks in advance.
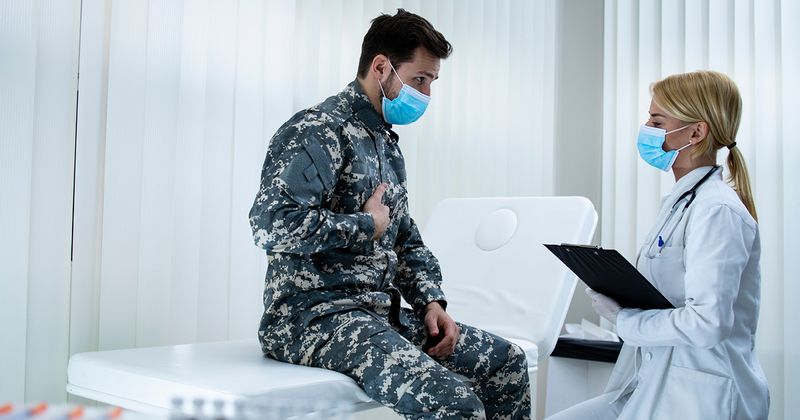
[420,71,438,80]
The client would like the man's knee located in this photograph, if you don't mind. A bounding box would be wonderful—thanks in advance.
[436,393,486,420]
[505,342,529,375]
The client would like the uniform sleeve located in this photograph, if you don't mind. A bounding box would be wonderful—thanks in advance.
[616,204,756,348]
[393,213,447,314]
[249,131,375,255]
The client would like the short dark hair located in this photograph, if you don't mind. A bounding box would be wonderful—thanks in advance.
[357,9,452,78]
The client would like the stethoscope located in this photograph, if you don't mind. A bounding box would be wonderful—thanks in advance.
[644,165,720,258]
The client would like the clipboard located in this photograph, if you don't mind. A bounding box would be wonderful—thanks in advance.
[545,244,674,310]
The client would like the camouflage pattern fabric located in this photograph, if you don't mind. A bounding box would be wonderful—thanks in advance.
[269,309,531,419]
[249,80,531,419]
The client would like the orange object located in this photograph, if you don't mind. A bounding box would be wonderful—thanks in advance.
[68,406,84,419]
[29,402,48,416]
[0,404,13,415]
[107,407,123,419]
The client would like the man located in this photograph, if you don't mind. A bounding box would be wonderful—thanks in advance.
[249,9,530,419]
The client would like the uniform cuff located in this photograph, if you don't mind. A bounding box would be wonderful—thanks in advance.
[413,286,447,315]
[349,212,376,254]
[615,308,640,339]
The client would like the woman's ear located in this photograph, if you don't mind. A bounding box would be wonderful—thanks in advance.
[691,121,709,143]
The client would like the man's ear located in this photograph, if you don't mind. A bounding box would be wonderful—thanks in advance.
[691,121,709,143]
[370,54,390,81]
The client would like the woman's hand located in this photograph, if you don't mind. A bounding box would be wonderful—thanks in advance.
[586,287,622,324]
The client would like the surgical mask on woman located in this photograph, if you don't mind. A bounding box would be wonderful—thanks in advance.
[637,124,694,171]
[378,62,430,125]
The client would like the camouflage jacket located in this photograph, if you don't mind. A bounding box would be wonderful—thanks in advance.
[249,80,446,352]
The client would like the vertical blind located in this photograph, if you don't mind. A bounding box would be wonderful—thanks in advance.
[0,0,81,402]
[601,0,798,418]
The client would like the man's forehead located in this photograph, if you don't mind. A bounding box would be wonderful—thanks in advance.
[401,50,441,76]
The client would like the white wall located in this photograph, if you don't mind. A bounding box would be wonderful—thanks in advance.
[555,0,605,327]
[540,1,605,417]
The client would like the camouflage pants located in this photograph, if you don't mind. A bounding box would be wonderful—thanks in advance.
[268,309,531,419]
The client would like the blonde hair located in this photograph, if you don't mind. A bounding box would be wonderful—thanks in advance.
[651,70,758,221]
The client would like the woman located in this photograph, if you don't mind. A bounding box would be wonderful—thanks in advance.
[548,71,769,420]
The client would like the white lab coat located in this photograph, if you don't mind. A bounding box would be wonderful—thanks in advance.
[606,166,769,420]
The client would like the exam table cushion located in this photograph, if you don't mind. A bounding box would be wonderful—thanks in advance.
[67,338,538,411]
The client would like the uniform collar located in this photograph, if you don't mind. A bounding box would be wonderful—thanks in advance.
[346,79,398,142]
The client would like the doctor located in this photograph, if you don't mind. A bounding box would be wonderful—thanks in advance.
[547,71,769,420]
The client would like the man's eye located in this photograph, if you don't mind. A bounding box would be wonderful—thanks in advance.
[415,77,425,84]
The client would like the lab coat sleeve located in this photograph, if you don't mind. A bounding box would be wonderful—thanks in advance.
[249,132,375,256]
[393,212,447,314]
[616,204,755,348]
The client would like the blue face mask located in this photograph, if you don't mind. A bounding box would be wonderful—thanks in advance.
[636,124,694,171]
[379,62,430,125]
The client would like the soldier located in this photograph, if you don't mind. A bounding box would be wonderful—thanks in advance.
[249,9,530,419]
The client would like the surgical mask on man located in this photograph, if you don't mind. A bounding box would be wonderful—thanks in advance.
[379,62,430,125]
[636,124,694,171]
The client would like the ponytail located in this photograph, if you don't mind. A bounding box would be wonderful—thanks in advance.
[726,147,758,221]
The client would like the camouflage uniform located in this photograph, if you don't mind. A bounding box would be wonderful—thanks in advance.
[249,80,531,419]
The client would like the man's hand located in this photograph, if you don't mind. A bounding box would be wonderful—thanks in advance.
[363,183,390,240]
[423,301,460,358]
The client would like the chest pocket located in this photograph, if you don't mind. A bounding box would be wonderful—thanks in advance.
[333,161,377,213]
[384,144,407,185]
[648,245,686,306]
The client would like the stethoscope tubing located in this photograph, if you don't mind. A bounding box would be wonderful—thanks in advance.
[644,166,720,258]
